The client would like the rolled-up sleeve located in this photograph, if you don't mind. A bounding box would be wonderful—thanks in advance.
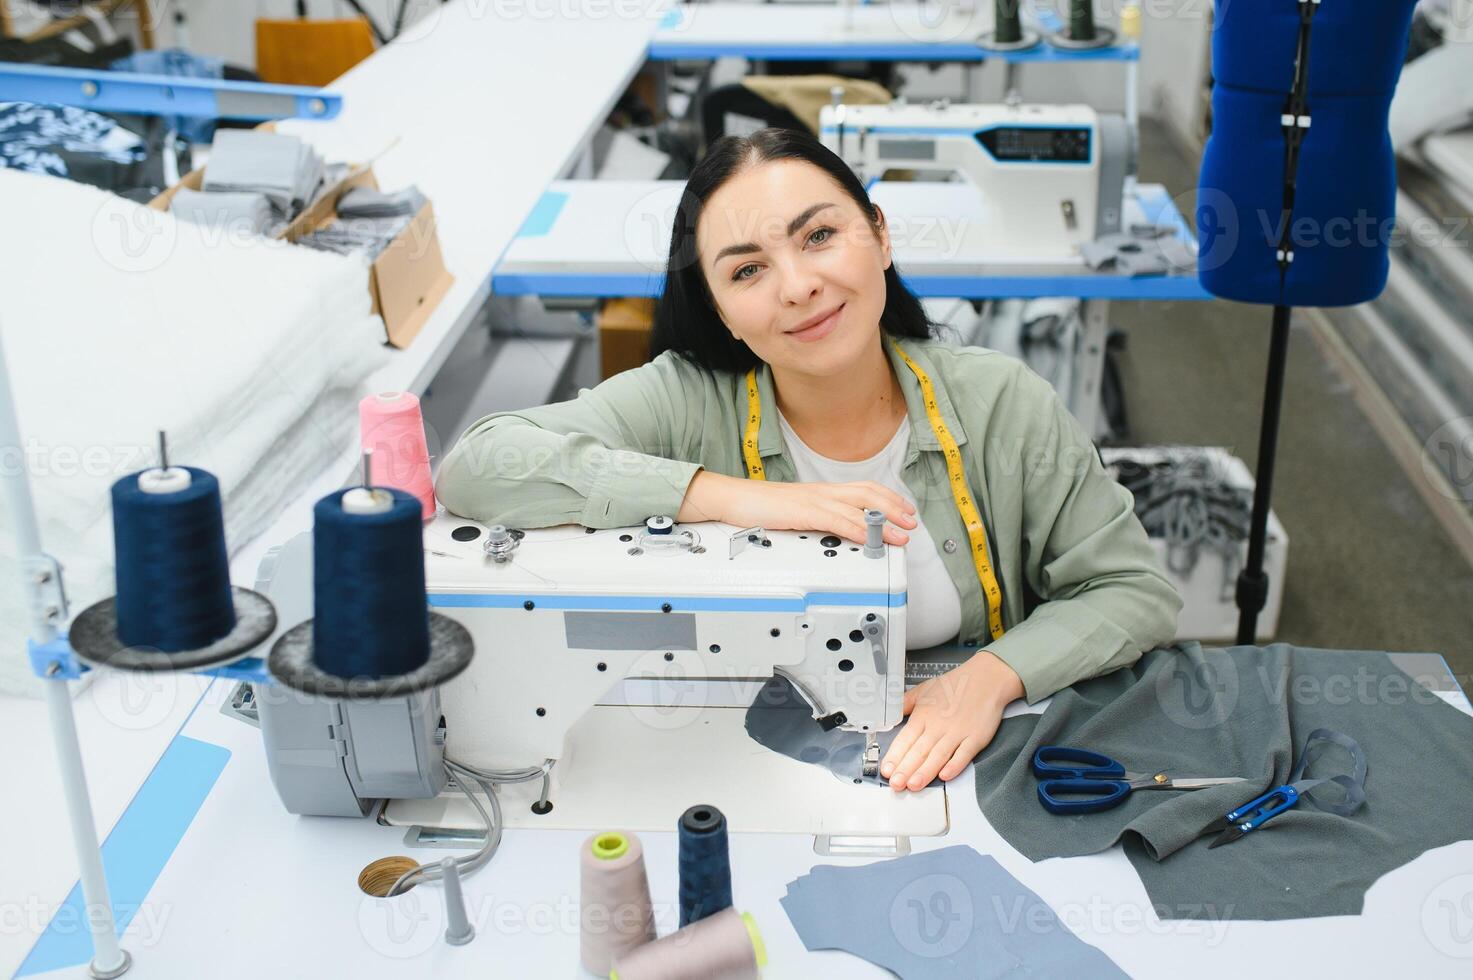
[985,373,1182,702]
[435,353,705,529]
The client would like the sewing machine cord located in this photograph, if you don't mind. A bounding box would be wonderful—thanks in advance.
[383,757,550,897]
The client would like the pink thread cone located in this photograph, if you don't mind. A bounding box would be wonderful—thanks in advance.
[359,391,435,519]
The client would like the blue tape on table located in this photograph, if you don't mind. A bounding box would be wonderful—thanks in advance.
[516,191,570,238]
[16,736,231,977]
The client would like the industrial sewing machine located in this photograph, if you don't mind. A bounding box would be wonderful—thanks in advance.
[819,101,1132,264]
[250,513,946,841]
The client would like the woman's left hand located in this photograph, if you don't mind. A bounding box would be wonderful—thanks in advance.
[879,650,1025,792]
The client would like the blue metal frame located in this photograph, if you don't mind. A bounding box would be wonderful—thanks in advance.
[28,634,273,685]
[0,62,342,121]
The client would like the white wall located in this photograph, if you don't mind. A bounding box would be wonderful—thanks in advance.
[1137,0,1213,149]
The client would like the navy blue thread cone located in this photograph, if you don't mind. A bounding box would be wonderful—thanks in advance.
[112,467,236,652]
[678,804,733,927]
[311,487,430,679]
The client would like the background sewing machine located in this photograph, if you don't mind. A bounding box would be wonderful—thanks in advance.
[819,100,1132,264]
[250,514,948,844]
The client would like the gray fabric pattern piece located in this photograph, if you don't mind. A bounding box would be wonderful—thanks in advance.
[972,643,1473,920]
[169,186,272,235]
[744,674,938,788]
[1081,224,1197,276]
[781,845,1128,978]
[202,130,324,217]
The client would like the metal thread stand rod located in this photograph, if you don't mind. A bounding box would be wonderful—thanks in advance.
[0,328,131,978]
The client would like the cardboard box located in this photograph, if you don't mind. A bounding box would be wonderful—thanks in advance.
[150,156,452,350]
[597,297,655,379]
[1101,446,1288,643]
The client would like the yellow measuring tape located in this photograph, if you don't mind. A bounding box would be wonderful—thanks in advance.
[741,338,1005,641]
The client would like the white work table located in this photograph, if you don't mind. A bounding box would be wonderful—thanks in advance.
[651,2,1140,63]
[228,0,670,585]
[493,179,1208,300]
[10,659,1473,977]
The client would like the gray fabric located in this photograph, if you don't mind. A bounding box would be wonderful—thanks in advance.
[744,674,938,788]
[1081,224,1197,276]
[168,186,271,235]
[972,643,1473,920]
[781,845,1127,978]
[297,187,425,259]
[202,130,324,217]
[336,185,426,219]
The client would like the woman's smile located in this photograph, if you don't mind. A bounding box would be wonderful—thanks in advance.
[785,303,844,343]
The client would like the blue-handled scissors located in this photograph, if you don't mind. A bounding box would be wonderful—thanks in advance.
[1032,745,1248,815]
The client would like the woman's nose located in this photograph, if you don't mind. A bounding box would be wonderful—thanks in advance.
[775,257,822,306]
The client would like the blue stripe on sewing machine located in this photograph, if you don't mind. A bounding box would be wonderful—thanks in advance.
[29,590,904,688]
[425,590,908,611]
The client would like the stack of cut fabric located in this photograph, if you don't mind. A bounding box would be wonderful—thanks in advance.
[781,846,1127,978]
[0,168,387,697]
[297,186,427,258]
[169,129,327,236]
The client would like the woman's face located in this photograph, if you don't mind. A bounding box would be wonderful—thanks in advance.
[697,159,892,378]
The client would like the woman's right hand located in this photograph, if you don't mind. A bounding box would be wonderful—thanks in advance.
[676,471,917,546]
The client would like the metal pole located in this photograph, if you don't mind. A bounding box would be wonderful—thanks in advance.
[0,326,131,978]
[1235,303,1292,645]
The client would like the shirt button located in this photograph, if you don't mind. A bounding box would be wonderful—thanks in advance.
[964,638,978,646]
[943,539,957,554]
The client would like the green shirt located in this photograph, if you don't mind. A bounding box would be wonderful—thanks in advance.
[434,336,1181,702]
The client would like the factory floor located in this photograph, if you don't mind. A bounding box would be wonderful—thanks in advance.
[1114,120,1473,683]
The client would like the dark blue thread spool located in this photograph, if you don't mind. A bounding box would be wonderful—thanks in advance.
[678,804,733,927]
[311,487,429,679]
[112,467,236,652]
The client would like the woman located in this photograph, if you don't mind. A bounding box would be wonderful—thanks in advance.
[436,128,1180,792]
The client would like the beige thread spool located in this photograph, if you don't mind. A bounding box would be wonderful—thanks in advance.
[581,831,656,975]
[610,906,767,980]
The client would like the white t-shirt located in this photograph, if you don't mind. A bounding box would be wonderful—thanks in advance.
[776,410,963,650]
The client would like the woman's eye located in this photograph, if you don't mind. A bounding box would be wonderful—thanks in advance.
[732,263,759,281]
[807,226,834,246]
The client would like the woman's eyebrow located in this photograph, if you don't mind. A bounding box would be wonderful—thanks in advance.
[711,202,837,263]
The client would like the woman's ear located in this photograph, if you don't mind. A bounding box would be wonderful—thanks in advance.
[873,204,893,271]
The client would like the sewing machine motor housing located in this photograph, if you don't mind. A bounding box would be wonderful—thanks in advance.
[253,532,448,817]
[819,101,1132,262]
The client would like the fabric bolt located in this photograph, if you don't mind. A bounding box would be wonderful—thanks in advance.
[744,674,938,788]
[777,408,962,650]
[168,186,272,236]
[0,102,145,180]
[971,643,1473,920]
[781,845,1127,979]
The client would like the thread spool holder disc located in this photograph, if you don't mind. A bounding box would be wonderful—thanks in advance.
[69,586,278,672]
[267,611,473,699]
